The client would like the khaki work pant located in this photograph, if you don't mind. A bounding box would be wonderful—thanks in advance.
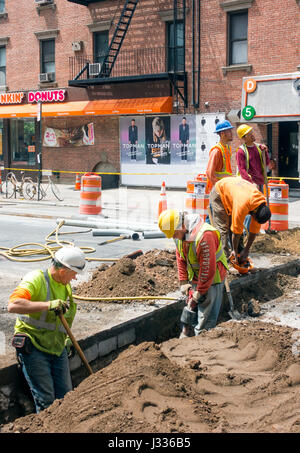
[209,186,231,257]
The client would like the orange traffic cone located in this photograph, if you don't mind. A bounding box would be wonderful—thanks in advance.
[158,181,167,218]
[75,173,81,191]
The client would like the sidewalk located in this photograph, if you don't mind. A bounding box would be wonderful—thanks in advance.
[1,183,300,228]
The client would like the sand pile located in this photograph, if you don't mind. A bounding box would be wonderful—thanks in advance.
[2,321,299,433]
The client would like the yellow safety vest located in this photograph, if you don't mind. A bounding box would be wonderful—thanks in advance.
[14,270,76,356]
[174,223,228,284]
[237,143,264,174]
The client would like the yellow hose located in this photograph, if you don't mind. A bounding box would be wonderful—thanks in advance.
[73,295,177,302]
[0,221,175,303]
[0,220,118,263]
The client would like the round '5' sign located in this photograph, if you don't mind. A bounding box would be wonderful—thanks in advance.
[242,105,256,120]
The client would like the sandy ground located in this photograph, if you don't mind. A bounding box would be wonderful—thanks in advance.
[1,321,299,433]
[0,229,300,433]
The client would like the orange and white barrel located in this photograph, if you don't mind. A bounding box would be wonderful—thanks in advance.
[185,174,209,222]
[262,179,289,231]
[79,173,102,215]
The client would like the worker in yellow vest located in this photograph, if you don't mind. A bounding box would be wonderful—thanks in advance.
[236,124,275,192]
[206,120,234,194]
[8,246,86,413]
[158,209,228,338]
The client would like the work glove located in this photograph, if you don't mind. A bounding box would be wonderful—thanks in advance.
[49,299,69,315]
[180,283,192,296]
[65,337,75,358]
[188,290,206,310]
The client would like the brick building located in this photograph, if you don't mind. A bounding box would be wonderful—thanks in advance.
[0,0,299,188]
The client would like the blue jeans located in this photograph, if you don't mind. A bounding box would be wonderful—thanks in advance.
[194,282,224,335]
[17,343,72,413]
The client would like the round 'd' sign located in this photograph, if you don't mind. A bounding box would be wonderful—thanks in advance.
[242,105,256,120]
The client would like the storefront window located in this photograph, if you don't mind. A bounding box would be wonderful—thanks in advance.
[0,120,3,163]
[11,118,36,166]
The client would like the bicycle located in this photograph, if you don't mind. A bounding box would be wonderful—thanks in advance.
[31,170,63,202]
[4,171,37,200]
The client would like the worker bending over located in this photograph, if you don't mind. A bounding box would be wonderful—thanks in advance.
[209,176,271,262]
[158,209,228,338]
[8,246,86,413]
[206,120,234,193]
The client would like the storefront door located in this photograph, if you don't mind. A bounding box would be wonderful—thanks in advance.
[3,118,38,180]
[278,121,299,189]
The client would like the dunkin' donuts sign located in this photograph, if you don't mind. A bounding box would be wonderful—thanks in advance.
[0,89,66,104]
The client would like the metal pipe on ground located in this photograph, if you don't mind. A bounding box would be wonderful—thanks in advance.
[92,229,140,241]
[142,231,166,239]
[56,218,157,232]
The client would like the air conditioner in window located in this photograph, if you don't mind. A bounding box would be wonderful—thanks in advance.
[89,63,101,77]
[35,0,54,5]
[39,72,55,83]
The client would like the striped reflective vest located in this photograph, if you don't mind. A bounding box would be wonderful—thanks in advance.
[237,143,264,174]
[174,223,228,285]
[14,270,76,356]
[207,143,232,193]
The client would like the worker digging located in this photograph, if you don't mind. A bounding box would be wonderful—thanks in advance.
[158,209,228,338]
[7,246,87,413]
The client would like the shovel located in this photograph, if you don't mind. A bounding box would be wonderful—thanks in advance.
[262,150,276,235]
[207,206,242,321]
[224,278,243,320]
[59,312,93,375]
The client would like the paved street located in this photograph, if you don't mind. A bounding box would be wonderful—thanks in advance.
[1,182,300,227]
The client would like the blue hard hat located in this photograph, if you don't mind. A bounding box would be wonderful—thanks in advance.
[214,120,234,133]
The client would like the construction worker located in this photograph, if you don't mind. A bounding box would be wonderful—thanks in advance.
[209,176,271,262]
[206,120,234,194]
[158,209,228,338]
[236,124,275,192]
[8,246,86,413]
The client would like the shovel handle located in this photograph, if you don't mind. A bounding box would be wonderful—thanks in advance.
[58,312,93,375]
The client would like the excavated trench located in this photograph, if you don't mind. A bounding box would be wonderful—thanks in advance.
[0,229,300,433]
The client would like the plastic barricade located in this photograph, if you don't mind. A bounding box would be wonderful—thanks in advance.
[79,172,102,215]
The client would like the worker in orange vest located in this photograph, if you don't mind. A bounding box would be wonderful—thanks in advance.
[206,120,234,194]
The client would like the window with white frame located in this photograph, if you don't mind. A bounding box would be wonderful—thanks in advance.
[228,10,248,65]
[41,39,55,75]
[0,46,6,86]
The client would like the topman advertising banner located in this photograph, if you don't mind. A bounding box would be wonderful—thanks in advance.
[120,113,225,188]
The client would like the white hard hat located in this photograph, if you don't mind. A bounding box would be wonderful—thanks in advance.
[54,246,86,274]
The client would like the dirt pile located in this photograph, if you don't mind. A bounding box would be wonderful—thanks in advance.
[75,249,178,302]
[252,227,300,255]
[2,321,299,433]
[74,229,300,304]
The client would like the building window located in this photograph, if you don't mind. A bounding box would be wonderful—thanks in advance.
[41,39,55,75]
[11,119,36,166]
[0,46,6,86]
[228,11,248,65]
[94,31,109,65]
[167,20,184,72]
[0,1,5,13]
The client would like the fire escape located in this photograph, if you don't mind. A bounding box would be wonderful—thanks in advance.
[67,0,187,108]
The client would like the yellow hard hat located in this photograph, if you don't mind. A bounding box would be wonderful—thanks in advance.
[237,124,253,139]
[158,209,181,238]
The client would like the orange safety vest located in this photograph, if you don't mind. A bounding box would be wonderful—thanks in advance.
[206,143,232,193]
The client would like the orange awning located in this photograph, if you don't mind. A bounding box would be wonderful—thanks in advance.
[0,96,173,118]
